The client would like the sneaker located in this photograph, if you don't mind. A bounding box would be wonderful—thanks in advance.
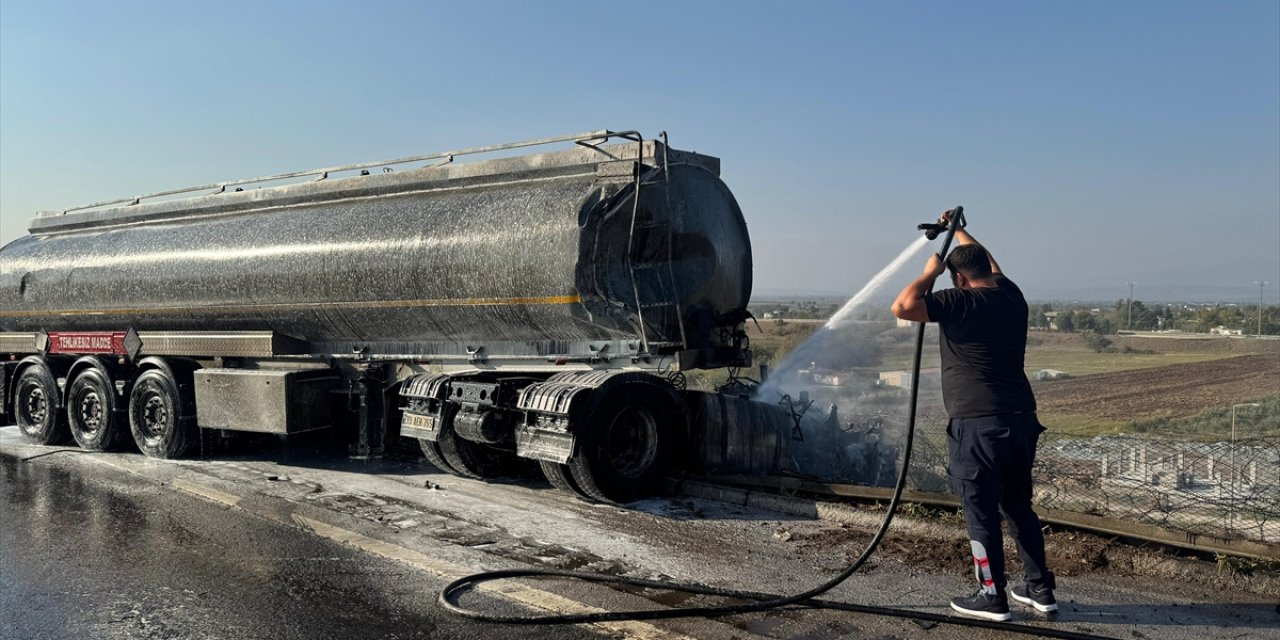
[1011,584,1059,613]
[950,589,1011,621]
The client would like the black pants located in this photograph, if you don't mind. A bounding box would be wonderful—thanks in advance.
[947,413,1055,594]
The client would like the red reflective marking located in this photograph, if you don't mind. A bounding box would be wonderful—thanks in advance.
[47,332,127,355]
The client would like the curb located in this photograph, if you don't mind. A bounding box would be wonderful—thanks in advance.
[669,477,964,541]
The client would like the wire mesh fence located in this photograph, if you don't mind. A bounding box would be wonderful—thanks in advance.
[888,422,1280,545]
[771,378,1280,548]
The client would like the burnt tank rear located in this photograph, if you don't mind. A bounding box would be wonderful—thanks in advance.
[0,134,752,369]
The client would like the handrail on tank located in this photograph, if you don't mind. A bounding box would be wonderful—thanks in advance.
[54,129,645,216]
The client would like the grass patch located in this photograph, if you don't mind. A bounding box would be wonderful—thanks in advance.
[1038,412,1130,438]
[1041,395,1280,441]
[1126,394,1279,442]
[896,500,964,524]
[1216,553,1280,578]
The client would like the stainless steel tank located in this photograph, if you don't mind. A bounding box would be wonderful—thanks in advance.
[0,137,752,368]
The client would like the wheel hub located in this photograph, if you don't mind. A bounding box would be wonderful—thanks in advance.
[79,392,103,433]
[606,407,659,479]
[143,396,168,437]
[24,387,47,423]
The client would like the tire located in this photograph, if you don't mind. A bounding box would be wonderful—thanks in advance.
[67,367,128,451]
[128,368,196,459]
[540,461,596,502]
[436,422,512,480]
[568,388,673,504]
[418,437,457,474]
[14,363,70,445]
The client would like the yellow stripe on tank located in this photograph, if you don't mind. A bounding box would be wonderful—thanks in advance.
[0,294,583,319]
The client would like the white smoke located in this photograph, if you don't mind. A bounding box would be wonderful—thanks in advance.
[750,234,944,485]
[755,234,933,400]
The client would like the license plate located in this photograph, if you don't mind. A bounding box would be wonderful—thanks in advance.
[401,412,439,436]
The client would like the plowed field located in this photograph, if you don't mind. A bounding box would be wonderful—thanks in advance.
[1032,353,1280,421]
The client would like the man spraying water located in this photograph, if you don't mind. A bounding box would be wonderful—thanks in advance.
[890,210,1057,622]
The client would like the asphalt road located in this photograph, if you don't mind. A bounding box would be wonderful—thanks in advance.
[0,454,600,640]
[1,426,1275,640]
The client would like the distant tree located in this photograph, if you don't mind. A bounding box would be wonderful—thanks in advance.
[1095,316,1118,335]
[1083,332,1113,353]
[1074,311,1099,333]
[1057,313,1075,333]
[1261,305,1280,335]
[1029,309,1048,330]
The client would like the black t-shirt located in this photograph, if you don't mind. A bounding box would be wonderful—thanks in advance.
[924,274,1037,418]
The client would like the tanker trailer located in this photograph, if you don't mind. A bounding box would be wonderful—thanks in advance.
[0,130,753,502]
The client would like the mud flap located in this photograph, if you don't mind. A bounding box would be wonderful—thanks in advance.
[399,373,452,442]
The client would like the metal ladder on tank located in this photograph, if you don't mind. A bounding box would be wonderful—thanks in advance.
[623,132,688,355]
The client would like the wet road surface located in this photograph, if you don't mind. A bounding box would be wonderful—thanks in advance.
[0,454,601,640]
[2,427,1276,640]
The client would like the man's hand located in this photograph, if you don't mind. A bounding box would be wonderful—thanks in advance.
[924,252,946,278]
[941,209,983,252]
[894,253,944,323]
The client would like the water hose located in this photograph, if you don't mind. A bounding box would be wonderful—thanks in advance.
[439,207,1115,640]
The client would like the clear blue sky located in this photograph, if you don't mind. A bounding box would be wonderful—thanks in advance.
[2,1,1277,302]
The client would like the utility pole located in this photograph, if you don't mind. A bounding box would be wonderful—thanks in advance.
[1256,281,1269,337]
[1126,282,1136,330]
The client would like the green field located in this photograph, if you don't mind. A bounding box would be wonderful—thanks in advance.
[1041,394,1280,442]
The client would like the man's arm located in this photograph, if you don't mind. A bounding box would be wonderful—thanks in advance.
[942,210,1002,275]
[891,252,945,322]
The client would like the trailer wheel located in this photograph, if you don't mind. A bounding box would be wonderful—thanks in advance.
[418,438,458,474]
[129,368,195,459]
[568,388,671,504]
[68,367,128,451]
[436,426,511,479]
[14,363,70,445]
[540,461,595,502]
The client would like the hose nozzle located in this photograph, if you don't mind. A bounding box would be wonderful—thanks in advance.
[918,206,965,241]
[917,222,948,240]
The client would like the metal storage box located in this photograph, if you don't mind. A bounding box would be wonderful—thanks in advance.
[194,368,336,434]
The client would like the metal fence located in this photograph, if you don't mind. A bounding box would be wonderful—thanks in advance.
[895,422,1280,546]
[770,388,1279,551]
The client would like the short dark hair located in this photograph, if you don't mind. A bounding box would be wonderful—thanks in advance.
[945,244,993,279]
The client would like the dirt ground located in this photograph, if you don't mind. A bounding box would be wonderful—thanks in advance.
[1029,332,1280,356]
[1109,334,1280,356]
[790,507,1280,597]
[1032,353,1280,421]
